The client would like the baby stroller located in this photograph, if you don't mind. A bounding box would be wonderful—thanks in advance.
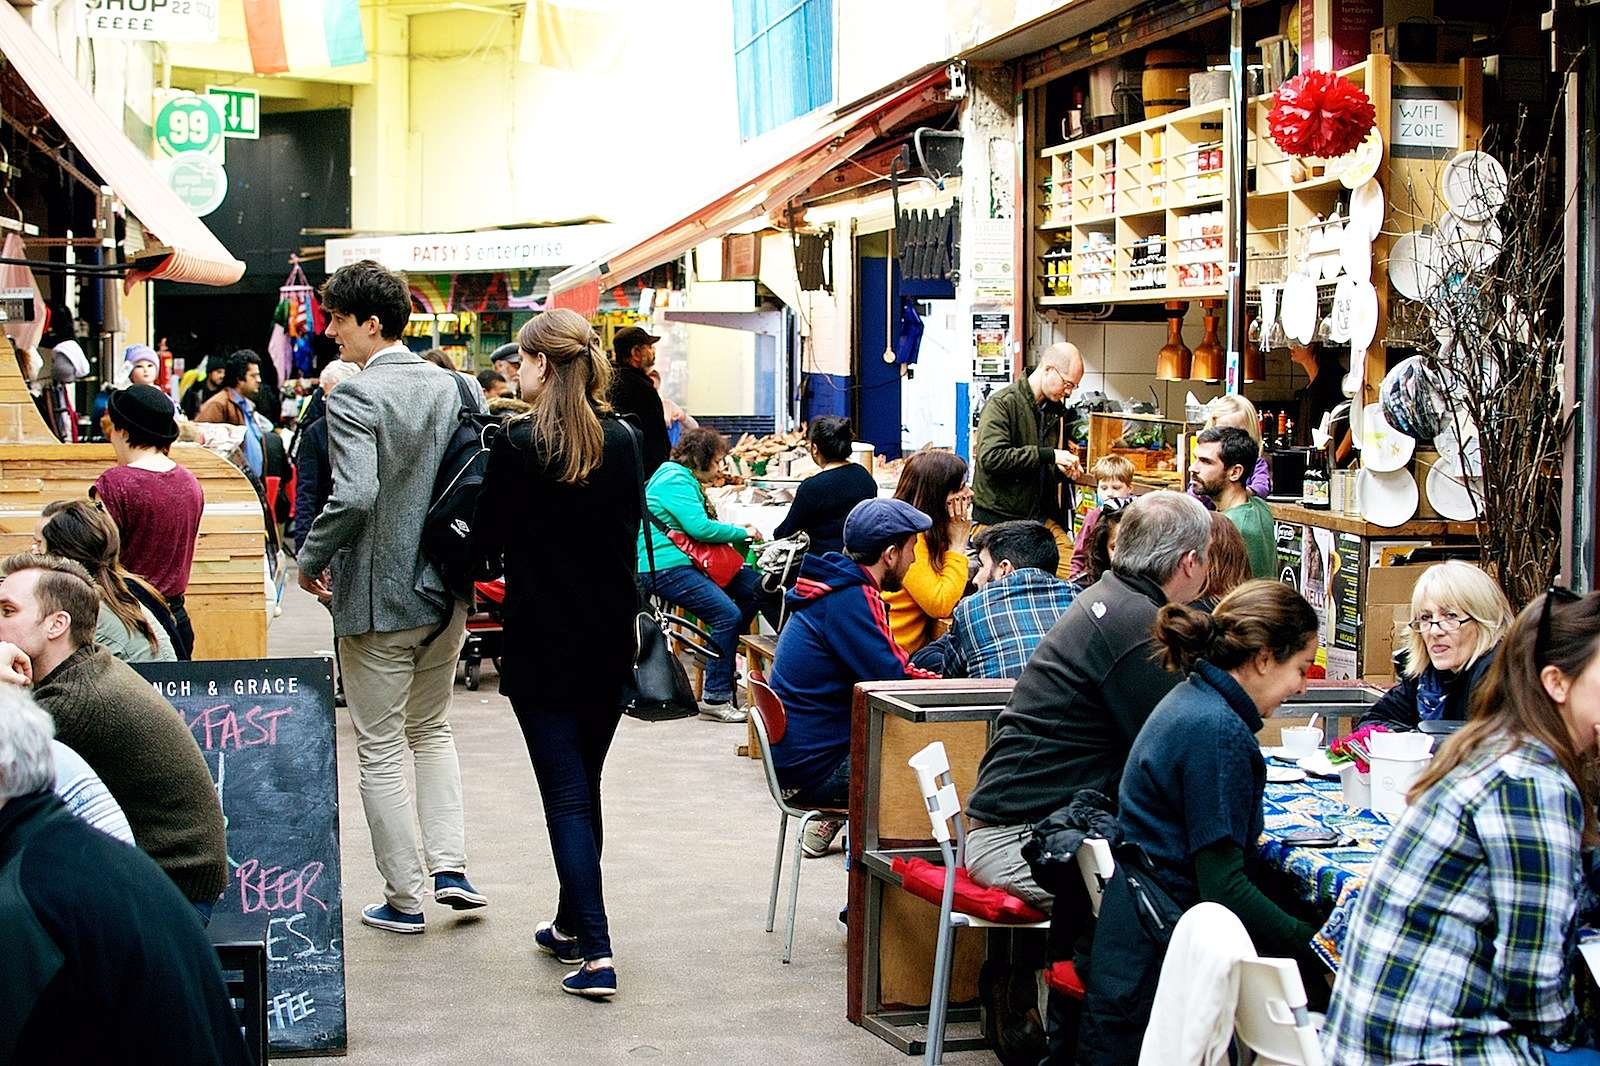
[460,578,506,691]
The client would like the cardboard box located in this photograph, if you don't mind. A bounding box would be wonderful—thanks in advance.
[1362,562,1431,682]
[1361,559,1492,682]
[1301,0,1381,72]
[1370,23,1479,64]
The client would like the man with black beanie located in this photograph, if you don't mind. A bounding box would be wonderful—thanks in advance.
[609,325,669,475]
[180,354,226,419]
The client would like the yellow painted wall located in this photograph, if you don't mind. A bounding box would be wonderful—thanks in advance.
[680,325,756,417]
[403,3,741,232]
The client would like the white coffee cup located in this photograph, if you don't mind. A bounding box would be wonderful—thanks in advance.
[1281,725,1324,757]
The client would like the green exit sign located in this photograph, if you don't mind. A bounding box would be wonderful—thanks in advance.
[206,86,260,140]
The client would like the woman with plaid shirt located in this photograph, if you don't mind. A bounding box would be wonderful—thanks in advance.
[1324,589,1600,1065]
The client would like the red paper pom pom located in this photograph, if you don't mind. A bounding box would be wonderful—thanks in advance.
[1268,70,1377,159]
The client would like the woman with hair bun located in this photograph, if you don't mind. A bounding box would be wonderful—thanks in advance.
[772,416,878,555]
[473,307,641,1001]
[1077,580,1325,1062]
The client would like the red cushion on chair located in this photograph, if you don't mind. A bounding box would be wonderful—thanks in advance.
[1044,960,1085,999]
[890,856,1047,924]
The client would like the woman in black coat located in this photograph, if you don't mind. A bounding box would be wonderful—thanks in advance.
[474,308,641,1001]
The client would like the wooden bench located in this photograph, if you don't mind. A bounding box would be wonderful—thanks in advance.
[738,632,778,759]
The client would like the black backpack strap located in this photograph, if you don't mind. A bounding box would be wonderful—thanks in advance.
[447,365,479,412]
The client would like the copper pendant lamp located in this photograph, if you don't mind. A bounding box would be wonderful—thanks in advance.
[1156,301,1191,381]
[1191,299,1225,383]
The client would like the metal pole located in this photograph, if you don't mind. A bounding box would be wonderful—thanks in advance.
[1226,0,1248,394]
[1560,7,1598,590]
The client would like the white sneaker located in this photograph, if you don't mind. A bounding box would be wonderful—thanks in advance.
[802,818,845,858]
[697,700,748,723]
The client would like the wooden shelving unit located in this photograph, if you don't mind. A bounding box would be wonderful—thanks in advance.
[1033,99,1233,306]
[1030,56,1484,408]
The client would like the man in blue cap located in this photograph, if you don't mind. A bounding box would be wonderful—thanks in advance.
[768,497,940,857]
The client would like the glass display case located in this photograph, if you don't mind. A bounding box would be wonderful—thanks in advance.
[1085,410,1201,490]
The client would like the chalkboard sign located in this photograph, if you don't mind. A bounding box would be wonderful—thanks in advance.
[135,657,346,1056]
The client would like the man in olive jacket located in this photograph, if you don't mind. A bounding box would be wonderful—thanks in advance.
[971,341,1084,578]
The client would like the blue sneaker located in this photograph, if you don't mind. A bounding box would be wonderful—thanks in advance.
[562,964,617,999]
[433,871,488,910]
[534,921,582,964]
[361,902,425,934]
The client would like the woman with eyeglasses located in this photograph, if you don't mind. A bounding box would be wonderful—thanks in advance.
[1323,587,1600,1064]
[1358,560,1513,730]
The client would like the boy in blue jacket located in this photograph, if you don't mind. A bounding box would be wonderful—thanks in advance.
[769,498,940,856]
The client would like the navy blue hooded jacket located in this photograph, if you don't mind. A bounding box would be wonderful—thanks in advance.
[768,551,932,792]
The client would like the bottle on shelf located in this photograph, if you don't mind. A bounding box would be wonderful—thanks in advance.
[1302,446,1331,509]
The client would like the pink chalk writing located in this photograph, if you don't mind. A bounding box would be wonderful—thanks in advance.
[236,859,328,913]
[186,704,294,750]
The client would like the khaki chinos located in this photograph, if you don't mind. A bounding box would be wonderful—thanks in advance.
[339,603,469,914]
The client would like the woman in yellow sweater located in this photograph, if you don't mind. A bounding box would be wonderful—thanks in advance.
[883,449,972,653]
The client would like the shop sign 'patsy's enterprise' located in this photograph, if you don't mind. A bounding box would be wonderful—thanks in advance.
[324,224,621,274]
[80,0,219,42]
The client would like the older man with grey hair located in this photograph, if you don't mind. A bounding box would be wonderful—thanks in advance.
[964,490,1212,908]
[971,340,1085,579]
[0,686,250,1064]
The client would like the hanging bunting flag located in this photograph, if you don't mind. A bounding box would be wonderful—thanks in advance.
[519,0,627,72]
[244,0,366,75]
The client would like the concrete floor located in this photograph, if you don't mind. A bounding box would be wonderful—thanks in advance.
[272,578,988,1065]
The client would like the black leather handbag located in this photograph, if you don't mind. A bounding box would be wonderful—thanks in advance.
[619,422,717,722]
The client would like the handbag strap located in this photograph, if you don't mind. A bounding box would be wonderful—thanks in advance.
[620,420,660,582]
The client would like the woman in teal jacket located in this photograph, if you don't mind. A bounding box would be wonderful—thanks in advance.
[640,428,777,722]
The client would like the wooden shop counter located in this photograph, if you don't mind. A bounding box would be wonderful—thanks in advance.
[845,678,1015,1056]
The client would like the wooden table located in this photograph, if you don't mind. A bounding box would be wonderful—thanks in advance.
[738,632,778,759]
[845,679,1015,1057]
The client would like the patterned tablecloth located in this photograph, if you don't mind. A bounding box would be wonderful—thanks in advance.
[1257,773,1393,971]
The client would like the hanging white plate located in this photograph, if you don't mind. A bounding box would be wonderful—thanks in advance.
[1340,129,1384,190]
[1350,391,1366,449]
[1359,467,1420,527]
[1346,280,1378,351]
[1437,212,1503,273]
[1339,219,1373,282]
[1361,402,1415,472]
[1344,339,1365,399]
[1426,456,1482,521]
[1433,418,1483,476]
[1440,150,1509,223]
[1388,233,1440,301]
[1328,277,1355,343]
[1282,273,1318,346]
[1349,178,1385,240]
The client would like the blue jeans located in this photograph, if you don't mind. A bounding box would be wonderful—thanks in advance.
[784,754,850,811]
[192,898,215,926]
[512,700,622,962]
[645,564,773,703]
[1546,1049,1600,1064]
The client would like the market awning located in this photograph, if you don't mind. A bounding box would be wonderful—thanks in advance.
[0,2,245,288]
[547,66,950,316]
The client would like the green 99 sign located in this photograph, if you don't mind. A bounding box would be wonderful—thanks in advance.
[155,95,223,158]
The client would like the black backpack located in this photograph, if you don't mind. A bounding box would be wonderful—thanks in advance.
[420,371,502,606]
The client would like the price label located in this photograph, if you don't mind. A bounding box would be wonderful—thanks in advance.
[155,95,224,158]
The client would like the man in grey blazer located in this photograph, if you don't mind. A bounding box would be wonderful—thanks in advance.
[298,259,487,934]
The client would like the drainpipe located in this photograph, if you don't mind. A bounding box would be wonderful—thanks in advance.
[1226,0,1247,393]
